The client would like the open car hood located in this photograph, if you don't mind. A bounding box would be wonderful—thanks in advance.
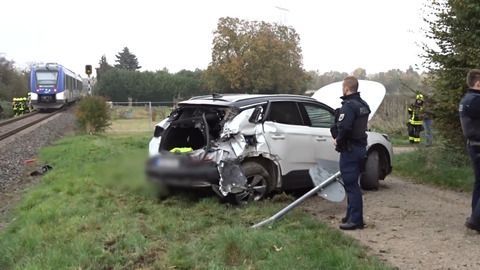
[311,80,386,121]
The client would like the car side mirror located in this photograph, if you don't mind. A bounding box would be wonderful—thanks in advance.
[249,106,264,123]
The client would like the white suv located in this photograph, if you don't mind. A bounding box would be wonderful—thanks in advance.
[147,80,393,203]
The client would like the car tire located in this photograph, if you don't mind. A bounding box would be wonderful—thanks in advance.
[360,150,380,190]
[228,161,272,205]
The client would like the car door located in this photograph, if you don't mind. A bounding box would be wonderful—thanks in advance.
[262,101,315,189]
[298,102,340,174]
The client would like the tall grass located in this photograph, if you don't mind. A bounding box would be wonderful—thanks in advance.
[370,95,411,135]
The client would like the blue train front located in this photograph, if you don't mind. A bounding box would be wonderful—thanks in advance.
[30,63,84,110]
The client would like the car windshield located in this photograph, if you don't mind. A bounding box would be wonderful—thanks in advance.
[36,71,58,85]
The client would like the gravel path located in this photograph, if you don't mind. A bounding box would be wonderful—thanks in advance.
[302,176,480,270]
[0,109,76,230]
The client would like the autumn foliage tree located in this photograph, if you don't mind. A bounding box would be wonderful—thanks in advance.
[423,0,480,149]
[205,17,309,94]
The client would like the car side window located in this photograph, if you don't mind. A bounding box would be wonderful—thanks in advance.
[266,102,304,125]
[302,103,334,128]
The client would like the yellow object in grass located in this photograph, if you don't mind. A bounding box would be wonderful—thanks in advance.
[169,147,193,154]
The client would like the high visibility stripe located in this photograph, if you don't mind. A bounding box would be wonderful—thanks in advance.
[409,120,423,125]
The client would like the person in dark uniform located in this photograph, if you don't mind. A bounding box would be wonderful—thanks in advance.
[331,76,371,230]
[460,69,480,233]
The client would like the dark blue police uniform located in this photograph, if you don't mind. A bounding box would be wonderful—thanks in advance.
[459,89,480,230]
[331,92,370,228]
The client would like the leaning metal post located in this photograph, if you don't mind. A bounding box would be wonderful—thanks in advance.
[251,171,341,229]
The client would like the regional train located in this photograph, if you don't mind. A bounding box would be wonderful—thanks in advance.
[29,63,85,110]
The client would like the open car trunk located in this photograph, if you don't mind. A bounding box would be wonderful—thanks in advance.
[312,80,386,121]
[159,106,232,152]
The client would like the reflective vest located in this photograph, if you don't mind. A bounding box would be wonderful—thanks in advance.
[408,104,423,125]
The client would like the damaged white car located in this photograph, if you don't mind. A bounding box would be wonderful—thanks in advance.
[146,80,393,204]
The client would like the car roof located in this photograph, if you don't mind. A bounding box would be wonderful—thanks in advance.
[179,94,326,109]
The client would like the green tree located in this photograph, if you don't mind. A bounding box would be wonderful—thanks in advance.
[114,47,141,71]
[423,0,480,149]
[95,68,207,102]
[0,57,28,101]
[205,17,309,94]
[96,55,113,81]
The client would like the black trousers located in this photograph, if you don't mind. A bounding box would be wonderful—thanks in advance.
[339,144,367,225]
[408,123,422,143]
[468,144,480,225]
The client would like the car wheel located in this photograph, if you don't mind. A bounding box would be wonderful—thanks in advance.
[229,161,271,205]
[360,150,380,190]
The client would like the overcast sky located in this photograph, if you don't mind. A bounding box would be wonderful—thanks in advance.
[1,0,428,76]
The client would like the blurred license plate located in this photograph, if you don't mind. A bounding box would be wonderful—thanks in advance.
[157,158,180,168]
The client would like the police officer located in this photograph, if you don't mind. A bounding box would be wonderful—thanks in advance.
[331,76,371,230]
[460,69,480,233]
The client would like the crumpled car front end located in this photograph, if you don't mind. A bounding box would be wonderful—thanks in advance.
[146,105,269,199]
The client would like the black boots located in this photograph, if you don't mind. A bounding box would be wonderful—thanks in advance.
[339,222,365,230]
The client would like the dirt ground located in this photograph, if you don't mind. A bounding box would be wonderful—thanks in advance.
[302,175,480,270]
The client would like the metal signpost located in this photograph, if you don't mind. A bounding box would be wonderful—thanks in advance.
[85,65,92,95]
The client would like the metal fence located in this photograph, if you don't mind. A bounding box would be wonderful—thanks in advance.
[108,101,174,133]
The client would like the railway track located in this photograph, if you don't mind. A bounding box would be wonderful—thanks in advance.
[0,110,62,141]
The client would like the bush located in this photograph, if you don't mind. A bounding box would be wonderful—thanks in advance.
[76,96,111,134]
[0,100,14,119]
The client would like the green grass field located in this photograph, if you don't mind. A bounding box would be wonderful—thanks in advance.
[394,146,474,191]
[0,135,390,269]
